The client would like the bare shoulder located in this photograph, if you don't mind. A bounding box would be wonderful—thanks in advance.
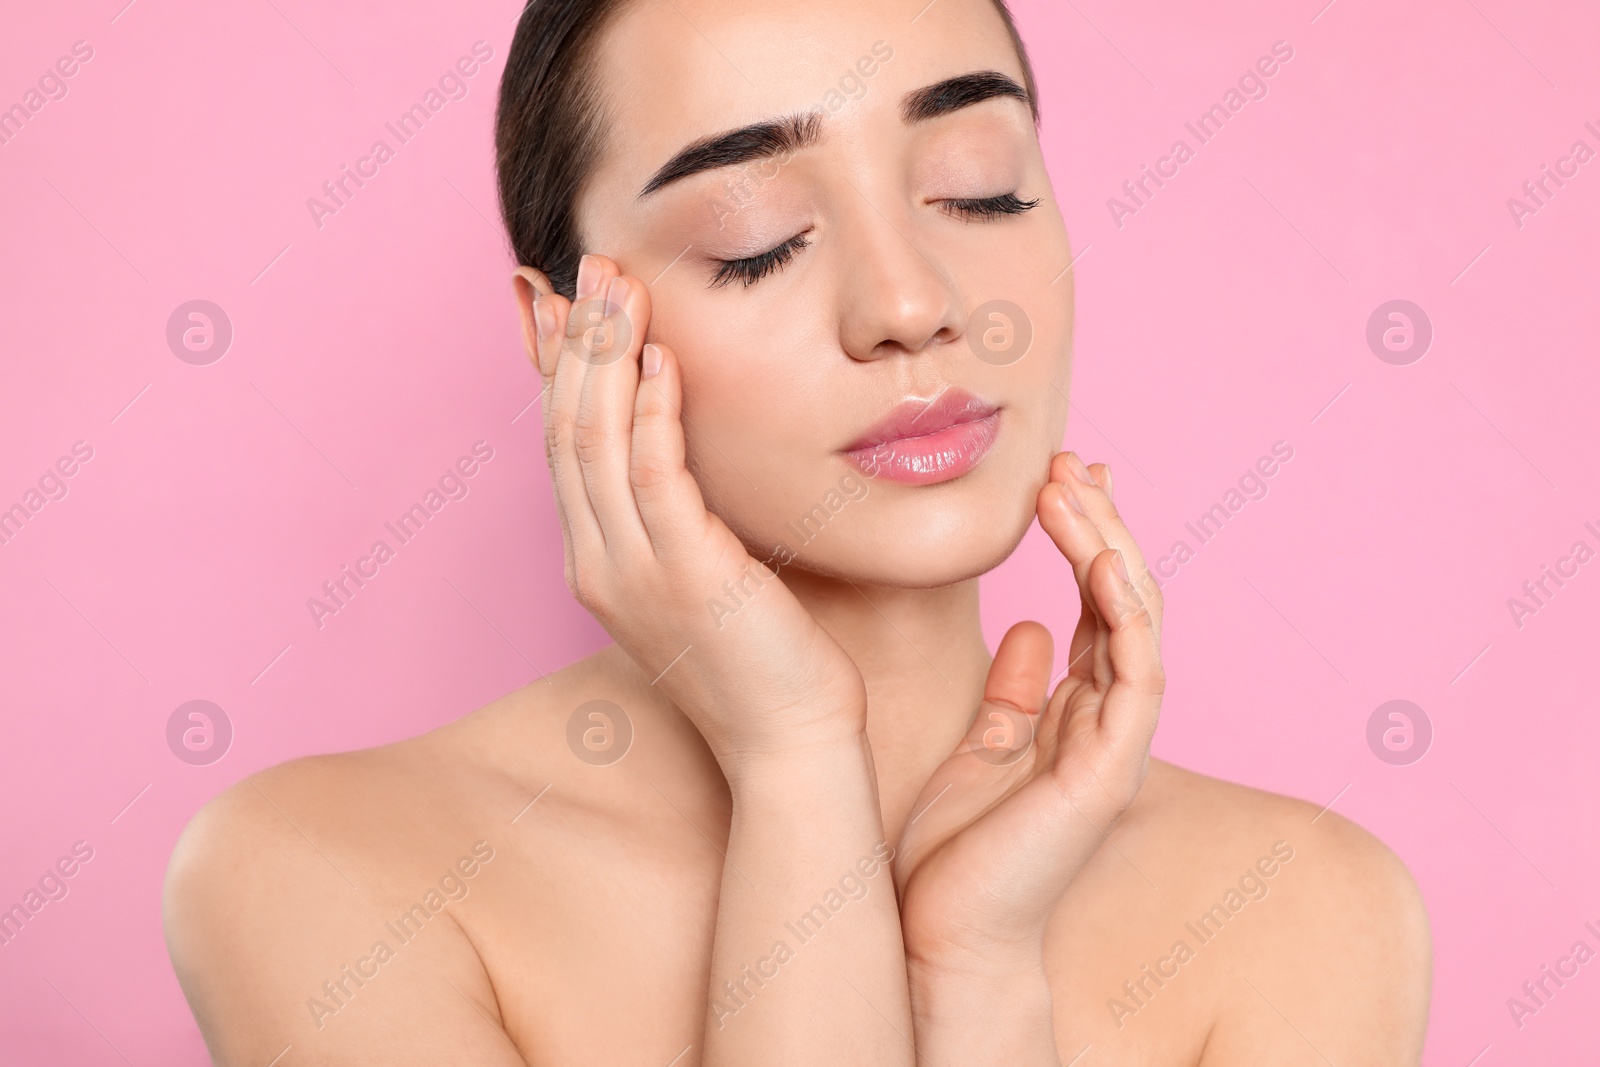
[161,648,631,1066]
[1098,759,1432,1063]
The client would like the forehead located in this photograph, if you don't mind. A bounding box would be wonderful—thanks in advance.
[587,0,1023,196]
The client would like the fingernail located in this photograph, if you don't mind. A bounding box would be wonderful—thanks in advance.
[1102,463,1115,499]
[533,296,555,341]
[605,276,627,319]
[642,343,662,380]
[1066,452,1094,486]
[575,255,600,301]
[1112,550,1130,585]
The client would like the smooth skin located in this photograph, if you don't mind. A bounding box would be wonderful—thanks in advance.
[163,0,1431,1063]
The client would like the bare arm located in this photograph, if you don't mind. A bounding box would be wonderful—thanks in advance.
[896,456,1166,1067]
[706,738,913,1064]
[524,254,914,1066]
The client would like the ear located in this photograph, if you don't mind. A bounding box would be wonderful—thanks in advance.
[510,266,555,365]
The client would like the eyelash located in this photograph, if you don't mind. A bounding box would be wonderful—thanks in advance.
[708,192,1040,289]
[710,233,810,289]
[941,191,1041,221]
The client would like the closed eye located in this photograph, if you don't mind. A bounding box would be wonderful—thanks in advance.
[709,233,810,289]
[940,192,1040,221]
[707,192,1038,289]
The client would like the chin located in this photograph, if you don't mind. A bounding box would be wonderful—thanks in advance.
[759,461,1044,589]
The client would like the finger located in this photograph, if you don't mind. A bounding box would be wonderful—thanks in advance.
[1049,452,1164,640]
[894,623,1055,886]
[983,621,1052,714]
[532,290,570,383]
[1086,461,1162,643]
[1086,547,1164,760]
[518,266,566,425]
[538,272,606,561]
[630,341,716,557]
[572,259,652,548]
[1036,482,1097,607]
[519,278,581,587]
[956,621,1054,769]
[1061,587,1100,685]
[995,620,1080,766]
[1036,477,1113,689]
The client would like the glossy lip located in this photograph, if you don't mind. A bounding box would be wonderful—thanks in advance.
[843,388,1001,486]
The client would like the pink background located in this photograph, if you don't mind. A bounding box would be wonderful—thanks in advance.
[2,0,1596,1061]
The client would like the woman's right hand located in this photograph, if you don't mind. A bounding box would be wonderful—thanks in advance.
[524,252,868,771]
[525,253,916,1067]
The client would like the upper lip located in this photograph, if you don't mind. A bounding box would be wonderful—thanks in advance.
[843,388,999,451]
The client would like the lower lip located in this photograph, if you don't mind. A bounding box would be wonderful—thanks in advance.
[844,411,1001,486]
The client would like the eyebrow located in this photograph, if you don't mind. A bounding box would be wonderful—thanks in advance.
[637,70,1031,199]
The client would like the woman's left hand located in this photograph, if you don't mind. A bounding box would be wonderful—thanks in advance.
[895,451,1166,984]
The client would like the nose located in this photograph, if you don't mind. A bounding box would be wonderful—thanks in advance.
[835,192,967,363]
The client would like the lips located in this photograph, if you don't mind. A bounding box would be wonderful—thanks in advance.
[842,388,1001,486]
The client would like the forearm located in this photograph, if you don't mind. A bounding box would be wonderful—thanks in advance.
[701,733,914,1067]
[908,956,1064,1067]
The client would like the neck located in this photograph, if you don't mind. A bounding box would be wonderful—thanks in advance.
[780,568,993,839]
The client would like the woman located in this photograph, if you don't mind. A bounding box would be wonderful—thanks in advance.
[163,0,1432,1062]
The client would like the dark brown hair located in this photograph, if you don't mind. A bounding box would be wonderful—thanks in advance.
[495,0,1039,300]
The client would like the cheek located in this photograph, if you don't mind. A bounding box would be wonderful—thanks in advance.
[673,325,829,523]
[999,275,1074,439]
[966,204,1074,385]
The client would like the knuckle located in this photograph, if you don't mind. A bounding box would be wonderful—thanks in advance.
[571,408,613,465]
[547,410,577,455]
[1120,669,1165,700]
[565,564,609,616]
[634,389,663,426]
[1115,600,1155,630]
[630,454,673,493]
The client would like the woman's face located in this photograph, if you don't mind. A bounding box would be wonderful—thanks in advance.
[575,0,1074,587]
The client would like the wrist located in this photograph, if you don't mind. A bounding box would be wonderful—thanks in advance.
[907,946,1050,993]
[908,960,1060,1066]
[903,917,1051,983]
[718,727,874,797]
